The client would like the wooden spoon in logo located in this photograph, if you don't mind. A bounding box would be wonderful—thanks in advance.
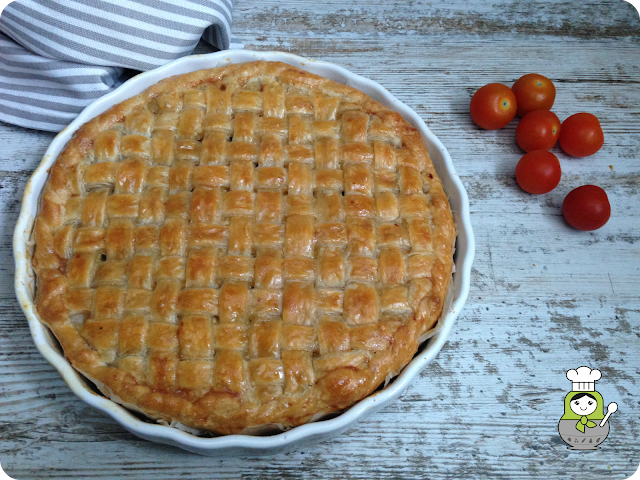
[599,402,618,427]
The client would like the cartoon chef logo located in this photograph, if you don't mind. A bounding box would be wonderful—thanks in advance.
[558,366,618,450]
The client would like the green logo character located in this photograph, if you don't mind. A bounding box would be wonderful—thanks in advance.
[558,367,618,450]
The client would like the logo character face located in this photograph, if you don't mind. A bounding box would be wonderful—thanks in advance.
[570,397,597,416]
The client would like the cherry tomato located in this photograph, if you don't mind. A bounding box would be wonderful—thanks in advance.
[515,150,562,194]
[516,110,561,152]
[562,185,611,231]
[470,83,517,130]
[559,113,604,157]
[511,74,556,117]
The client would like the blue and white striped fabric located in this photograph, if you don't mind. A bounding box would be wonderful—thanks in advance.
[0,0,242,132]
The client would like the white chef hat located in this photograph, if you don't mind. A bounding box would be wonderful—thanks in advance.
[566,366,601,392]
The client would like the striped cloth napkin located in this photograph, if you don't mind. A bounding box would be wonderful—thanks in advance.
[0,0,242,132]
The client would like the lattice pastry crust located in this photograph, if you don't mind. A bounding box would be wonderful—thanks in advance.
[32,61,455,434]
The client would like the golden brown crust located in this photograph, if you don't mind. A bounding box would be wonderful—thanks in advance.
[32,61,455,434]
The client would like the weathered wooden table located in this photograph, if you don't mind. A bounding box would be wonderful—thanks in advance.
[1,1,639,478]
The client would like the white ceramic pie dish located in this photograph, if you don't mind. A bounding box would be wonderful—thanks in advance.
[13,49,474,456]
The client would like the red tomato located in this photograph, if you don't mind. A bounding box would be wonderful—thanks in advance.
[559,113,604,157]
[511,74,556,117]
[470,83,517,130]
[515,150,562,194]
[562,185,611,231]
[516,110,561,152]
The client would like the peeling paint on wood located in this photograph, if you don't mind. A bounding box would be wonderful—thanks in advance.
[1,0,639,478]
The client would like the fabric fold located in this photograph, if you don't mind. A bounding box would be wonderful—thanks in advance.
[0,0,242,131]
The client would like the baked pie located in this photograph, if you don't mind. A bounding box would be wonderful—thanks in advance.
[32,61,455,434]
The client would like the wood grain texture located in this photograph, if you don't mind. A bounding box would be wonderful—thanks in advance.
[1,0,639,478]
